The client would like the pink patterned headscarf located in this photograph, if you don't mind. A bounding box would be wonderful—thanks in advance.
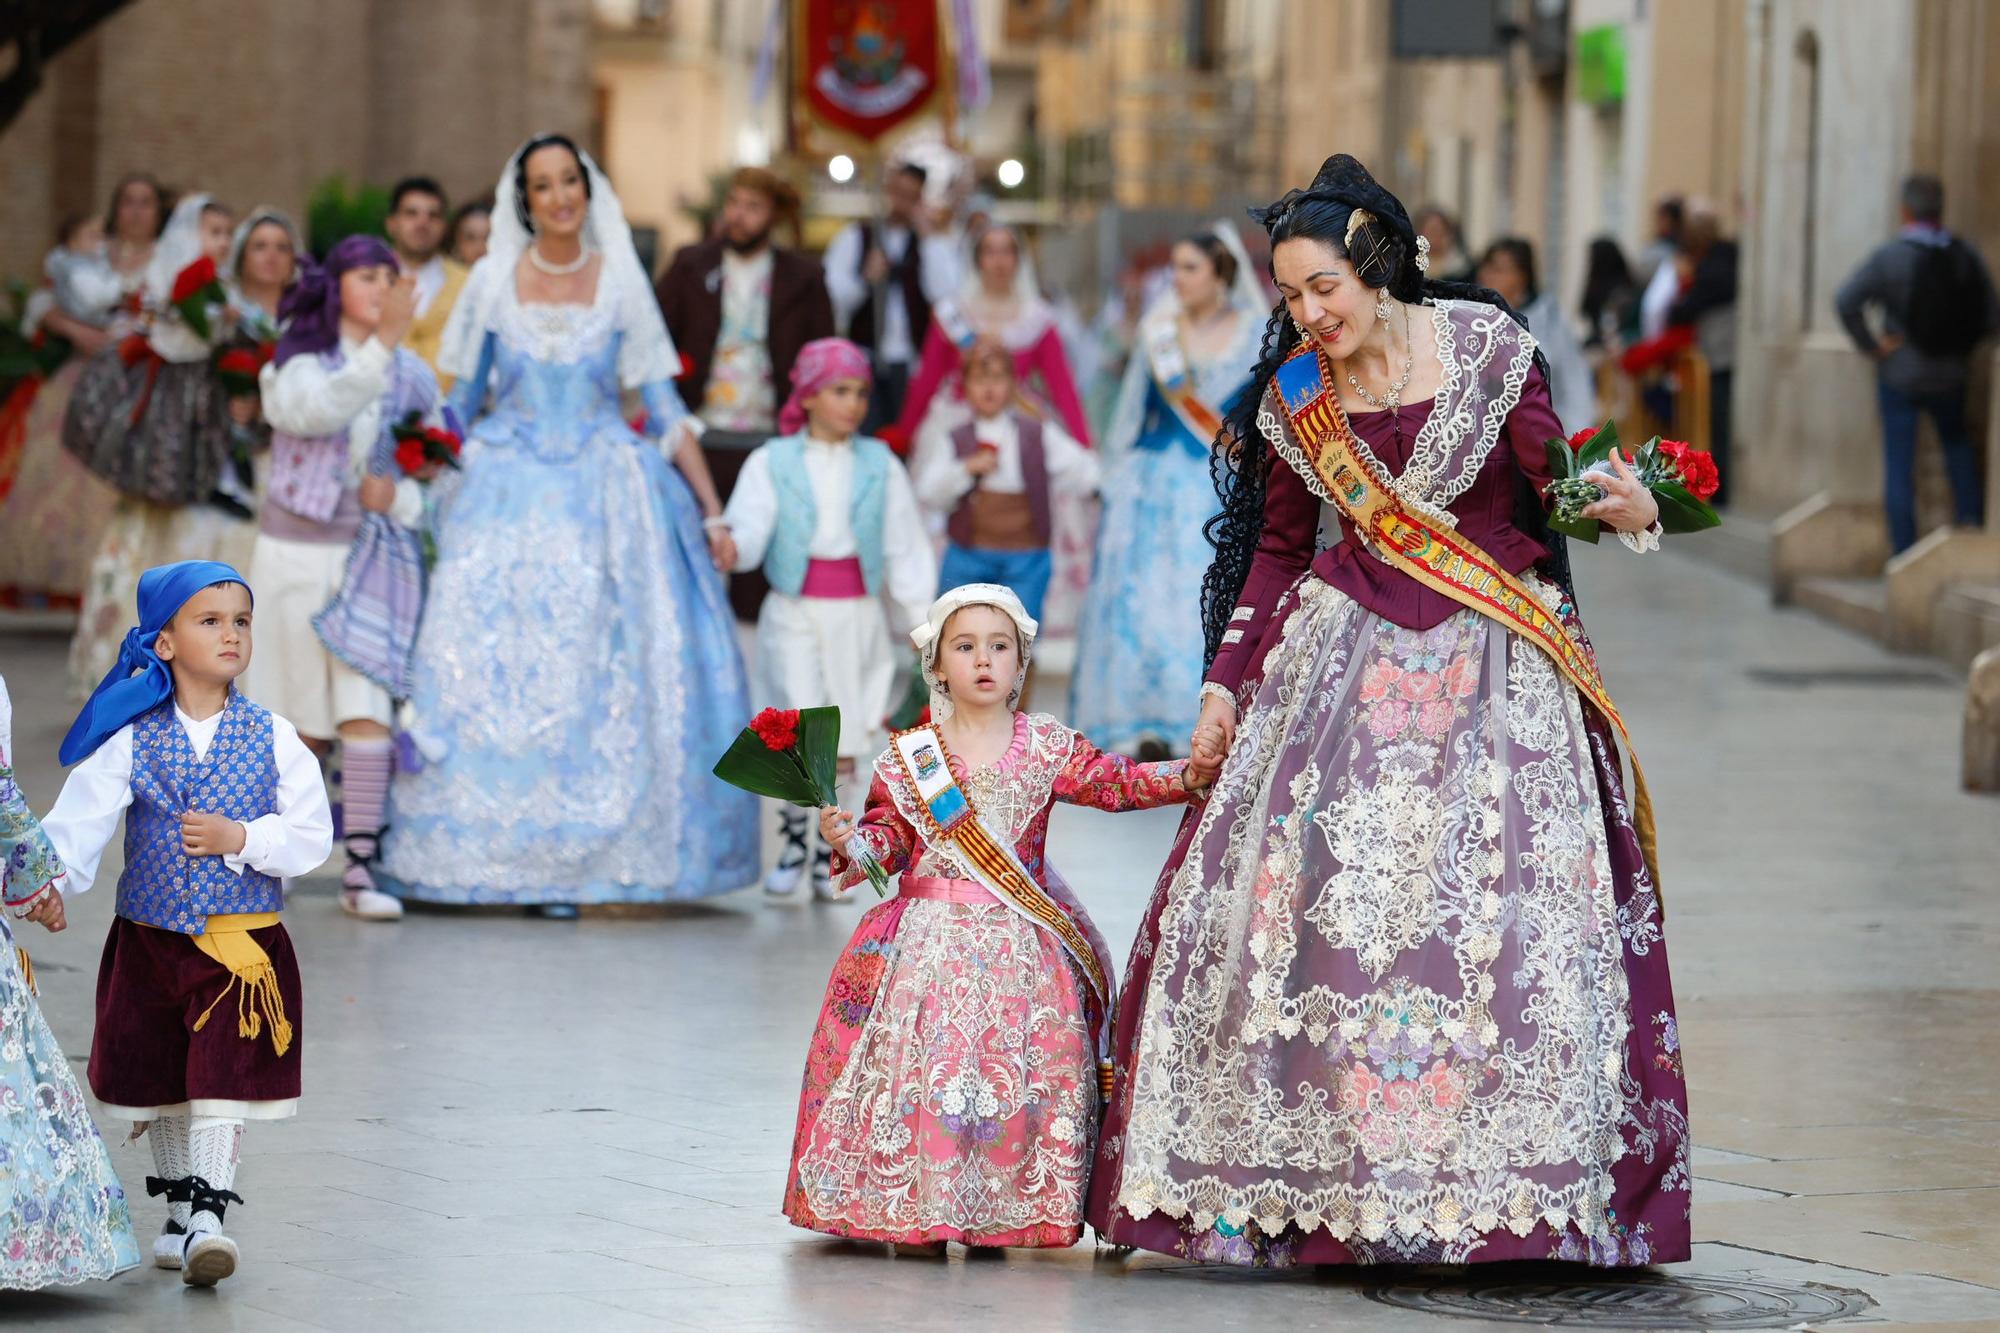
[778,337,872,434]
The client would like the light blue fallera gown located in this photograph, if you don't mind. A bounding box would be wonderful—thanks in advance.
[381,264,759,905]
[1069,308,1262,755]
[0,700,140,1289]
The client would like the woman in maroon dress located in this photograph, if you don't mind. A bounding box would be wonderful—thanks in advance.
[1087,155,1690,1268]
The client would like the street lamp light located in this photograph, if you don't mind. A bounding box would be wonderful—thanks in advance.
[997,158,1025,190]
[828,154,855,184]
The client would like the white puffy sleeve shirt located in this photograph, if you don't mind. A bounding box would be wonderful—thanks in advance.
[258,337,425,529]
[42,707,334,896]
[723,438,936,635]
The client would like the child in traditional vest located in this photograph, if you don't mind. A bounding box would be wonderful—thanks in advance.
[784,584,1219,1254]
[720,337,936,901]
[246,235,440,922]
[910,337,1100,621]
[43,560,334,1288]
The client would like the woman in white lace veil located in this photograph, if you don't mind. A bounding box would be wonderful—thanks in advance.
[1068,223,1267,758]
[380,133,759,914]
[222,207,302,341]
[895,224,1091,446]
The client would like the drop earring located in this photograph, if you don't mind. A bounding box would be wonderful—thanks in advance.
[1375,292,1392,324]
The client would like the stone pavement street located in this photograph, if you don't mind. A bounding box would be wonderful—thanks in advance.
[1,546,1997,1331]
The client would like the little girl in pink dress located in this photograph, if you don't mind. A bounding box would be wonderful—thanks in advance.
[783,584,1216,1252]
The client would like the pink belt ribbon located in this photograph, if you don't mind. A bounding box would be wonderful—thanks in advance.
[897,875,997,905]
[800,556,867,599]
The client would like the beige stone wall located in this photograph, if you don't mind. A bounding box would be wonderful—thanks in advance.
[1737,0,1921,510]
[0,0,591,279]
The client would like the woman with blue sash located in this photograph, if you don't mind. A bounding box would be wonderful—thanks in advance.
[1069,228,1265,757]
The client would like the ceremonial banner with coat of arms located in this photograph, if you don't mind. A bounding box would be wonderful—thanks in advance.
[794,0,948,148]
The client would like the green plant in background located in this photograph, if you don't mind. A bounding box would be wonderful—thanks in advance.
[306,176,392,261]
[0,278,71,385]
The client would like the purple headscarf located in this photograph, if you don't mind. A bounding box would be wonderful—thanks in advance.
[273,234,398,366]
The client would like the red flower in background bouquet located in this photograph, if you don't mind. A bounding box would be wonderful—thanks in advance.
[1544,421,1723,541]
[214,343,271,397]
[391,410,462,482]
[714,706,889,895]
[167,256,226,342]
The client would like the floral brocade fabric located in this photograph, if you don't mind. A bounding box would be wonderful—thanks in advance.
[784,713,1188,1246]
[1090,578,1690,1266]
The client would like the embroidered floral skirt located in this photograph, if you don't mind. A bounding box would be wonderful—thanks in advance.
[0,917,141,1289]
[0,362,119,608]
[1088,574,1691,1267]
[784,894,1096,1247]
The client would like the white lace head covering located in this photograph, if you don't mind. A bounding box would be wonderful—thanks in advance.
[1144,220,1269,327]
[909,583,1039,721]
[956,223,1053,348]
[225,206,302,287]
[143,193,219,308]
[1209,219,1271,316]
[144,193,229,362]
[437,134,679,387]
[223,207,302,333]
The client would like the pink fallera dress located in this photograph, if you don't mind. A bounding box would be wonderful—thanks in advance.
[782,711,1188,1247]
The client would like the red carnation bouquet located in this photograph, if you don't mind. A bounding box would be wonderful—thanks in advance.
[1544,421,1722,541]
[214,343,271,397]
[391,410,462,482]
[167,256,226,342]
[712,706,889,895]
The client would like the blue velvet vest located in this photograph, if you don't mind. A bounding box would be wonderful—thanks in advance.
[762,433,893,596]
[115,692,282,935]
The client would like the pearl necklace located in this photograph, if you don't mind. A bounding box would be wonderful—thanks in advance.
[1346,303,1415,413]
[527,243,591,276]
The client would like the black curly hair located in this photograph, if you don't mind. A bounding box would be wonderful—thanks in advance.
[1199,154,1573,665]
[512,134,593,233]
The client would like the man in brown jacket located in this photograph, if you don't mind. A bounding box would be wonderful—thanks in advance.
[655,167,833,436]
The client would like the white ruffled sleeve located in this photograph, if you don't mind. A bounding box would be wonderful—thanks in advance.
[40,727,137,897]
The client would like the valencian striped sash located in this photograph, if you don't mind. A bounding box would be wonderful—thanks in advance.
[1143,313,1224,443]
[1270,343,1664,898]
[886,725,1115,1090]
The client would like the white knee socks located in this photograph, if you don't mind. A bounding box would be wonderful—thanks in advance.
[148,1115,192,1228]
[187,1116,244,1234]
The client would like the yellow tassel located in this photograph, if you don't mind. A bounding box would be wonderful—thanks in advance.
[14,945,35,997]
[189,913,292,1059]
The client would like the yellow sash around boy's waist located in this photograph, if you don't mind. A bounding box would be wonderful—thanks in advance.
[166,911,293,1058]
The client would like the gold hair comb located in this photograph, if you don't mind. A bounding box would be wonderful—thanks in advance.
[1344,207,1393,276]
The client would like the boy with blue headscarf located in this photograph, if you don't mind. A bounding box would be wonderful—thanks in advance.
[42,559,332,1288]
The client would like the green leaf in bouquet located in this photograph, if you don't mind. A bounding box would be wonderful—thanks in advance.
[1547,504,1604,544]
[793,705,842,803]
[1575,419,1621,469]
[1550,433,1579,479]
[1651,479,1722,534]
[712,727,821,805]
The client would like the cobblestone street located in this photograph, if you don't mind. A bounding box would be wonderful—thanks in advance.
[2,546,1998,1330]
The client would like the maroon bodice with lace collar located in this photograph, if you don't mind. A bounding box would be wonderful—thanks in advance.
[1206,361,1565,694]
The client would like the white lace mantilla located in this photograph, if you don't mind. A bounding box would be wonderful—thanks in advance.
[1259,300,1538,535]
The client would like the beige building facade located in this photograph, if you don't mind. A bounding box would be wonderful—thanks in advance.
[0,0,592,278]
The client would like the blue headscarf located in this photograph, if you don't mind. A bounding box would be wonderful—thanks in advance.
[60,561,252,766]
